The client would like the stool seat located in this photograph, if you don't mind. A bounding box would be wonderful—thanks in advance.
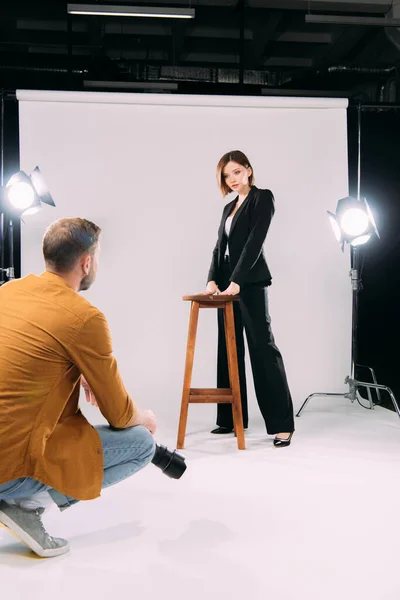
[182,294,240,303]
[177,292,245,450]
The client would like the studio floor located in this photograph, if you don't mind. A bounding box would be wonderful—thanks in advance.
[2,396,400,600]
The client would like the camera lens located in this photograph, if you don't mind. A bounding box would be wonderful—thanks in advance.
[151,444,187,479]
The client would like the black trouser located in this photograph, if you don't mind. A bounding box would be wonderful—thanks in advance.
[216,257,295,435]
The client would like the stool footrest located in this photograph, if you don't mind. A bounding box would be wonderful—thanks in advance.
[189,388,233,403]
[189,395,233,403]
[190,388,231,395]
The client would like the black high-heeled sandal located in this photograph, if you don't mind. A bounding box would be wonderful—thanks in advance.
[211,427,233,434]
[273,432,293,447]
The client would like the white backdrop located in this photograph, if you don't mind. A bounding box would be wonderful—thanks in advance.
[17,90,351,430]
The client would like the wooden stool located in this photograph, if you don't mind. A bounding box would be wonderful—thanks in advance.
[177,294,245,450]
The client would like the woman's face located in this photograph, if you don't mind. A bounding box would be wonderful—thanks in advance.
[222,161,252,195]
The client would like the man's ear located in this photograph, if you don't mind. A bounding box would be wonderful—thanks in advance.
[81,254,92,276]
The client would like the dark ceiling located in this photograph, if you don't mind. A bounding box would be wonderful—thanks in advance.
[0,0,399,101]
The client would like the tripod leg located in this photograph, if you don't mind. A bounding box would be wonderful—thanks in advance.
[356,364,382,405]
[369,368,382,404]
[356,380,400,420]
[296,392,346,417]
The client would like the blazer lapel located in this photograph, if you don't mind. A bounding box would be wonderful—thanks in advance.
[218,198,237,241]
[229,186,256,237]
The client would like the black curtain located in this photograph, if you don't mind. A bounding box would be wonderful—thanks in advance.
[348,108,400,410]
[1,94,21,280]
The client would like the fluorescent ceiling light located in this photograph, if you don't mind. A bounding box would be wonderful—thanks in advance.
[305,14,400,26]
[67,4,195,19]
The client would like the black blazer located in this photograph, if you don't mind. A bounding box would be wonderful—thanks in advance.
[207,186,275,287]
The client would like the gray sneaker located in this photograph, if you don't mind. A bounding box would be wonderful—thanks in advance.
[0,501,69,558]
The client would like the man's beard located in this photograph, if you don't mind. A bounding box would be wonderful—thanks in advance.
[79,270,95,291]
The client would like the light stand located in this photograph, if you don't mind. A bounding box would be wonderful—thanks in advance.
[0,214,16,283]
[0,89,55,286]
[0,89,16,285]
[296,104,400,419]
[0,211,4,284]
[0,90,6,285]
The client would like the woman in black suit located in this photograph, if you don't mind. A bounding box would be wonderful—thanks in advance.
[205,150,294,447]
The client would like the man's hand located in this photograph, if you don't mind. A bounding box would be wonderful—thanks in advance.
[219,282,240,296]
[133,409,157,435]
[81,376,99,407]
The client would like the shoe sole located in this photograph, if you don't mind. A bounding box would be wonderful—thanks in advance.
[0,509,70,558]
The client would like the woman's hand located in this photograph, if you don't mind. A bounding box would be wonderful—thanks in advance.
[219,282,240,296]
[203,281,220,295]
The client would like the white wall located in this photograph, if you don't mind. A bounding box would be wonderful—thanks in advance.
[17,90,351,430]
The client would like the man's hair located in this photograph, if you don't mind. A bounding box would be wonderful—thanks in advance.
[43,217,101,273]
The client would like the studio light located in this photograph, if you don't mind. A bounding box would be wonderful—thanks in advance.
[6,167,55,216]
[341,207,368,237]
[327,196,379,249]
[0,92,56,285]
[67,4,195,19]
[30,167,55,207]
[7,181,35,211]
[297,103,400,420]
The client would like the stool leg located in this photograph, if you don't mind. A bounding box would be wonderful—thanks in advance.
[224,302,245,450]
[177,301,200,449]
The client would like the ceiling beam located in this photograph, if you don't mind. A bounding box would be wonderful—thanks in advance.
[277,31,333,43]
[247,10,285,66]
[103,22,253,40]
[306,14,400,26]
[264,56,314,66]
[171,20,187,64]
[248,0,391,13]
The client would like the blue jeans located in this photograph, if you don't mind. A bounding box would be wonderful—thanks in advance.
[0,425,155,511]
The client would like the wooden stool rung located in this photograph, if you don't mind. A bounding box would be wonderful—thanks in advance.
[190,388,231,395]
[189,388,232,403]
[189,395,233,404]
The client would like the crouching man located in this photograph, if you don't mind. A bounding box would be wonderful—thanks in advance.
[0,218,156,558]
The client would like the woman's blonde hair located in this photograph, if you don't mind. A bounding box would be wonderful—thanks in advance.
[216,150,254,196]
